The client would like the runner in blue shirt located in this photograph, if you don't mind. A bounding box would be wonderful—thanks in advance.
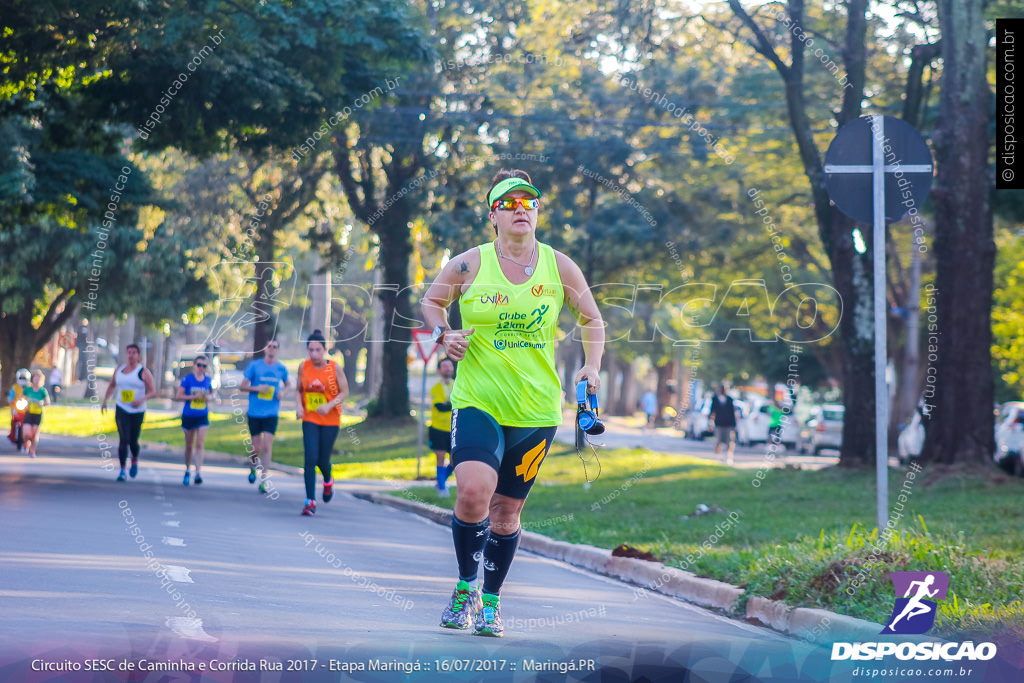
[175,355,215,485]
[240,340,289,494]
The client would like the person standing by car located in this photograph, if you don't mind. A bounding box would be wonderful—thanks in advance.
[48,366,63,404]
[240,339,289,494]
[102,344,158,481]
[641,390,658,429]
[768,399,784,444]
[710,385,739,464]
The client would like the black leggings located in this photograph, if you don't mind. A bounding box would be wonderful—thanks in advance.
[115,406,145,467]
[301,422,339,500]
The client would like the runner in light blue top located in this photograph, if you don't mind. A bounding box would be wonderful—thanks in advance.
[240,340,290,493]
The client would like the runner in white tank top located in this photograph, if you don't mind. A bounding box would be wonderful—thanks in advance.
[113,364,147,413]
[101,344,156,481]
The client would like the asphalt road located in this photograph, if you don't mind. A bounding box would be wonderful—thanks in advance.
[0,435,865,683]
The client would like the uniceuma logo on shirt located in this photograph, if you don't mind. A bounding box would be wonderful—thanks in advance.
[479,292,509,306]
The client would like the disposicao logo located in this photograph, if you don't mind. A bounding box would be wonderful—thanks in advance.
[831,571,997,662]
[881,571,947,635]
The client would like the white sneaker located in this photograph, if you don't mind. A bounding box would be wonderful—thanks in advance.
[437,487,450,498]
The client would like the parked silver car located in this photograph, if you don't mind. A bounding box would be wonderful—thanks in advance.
[799,405,844,455]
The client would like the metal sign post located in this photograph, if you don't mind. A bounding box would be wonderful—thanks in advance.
[824,115,934,533]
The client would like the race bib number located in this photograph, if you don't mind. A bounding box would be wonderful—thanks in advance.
[190,393,207,411]
[28,403,42,415]
[120,390,135,403]
[305,392,327,412]
[257,385,275,401]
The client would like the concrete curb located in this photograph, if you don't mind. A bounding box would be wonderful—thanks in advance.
[353,490,885,646]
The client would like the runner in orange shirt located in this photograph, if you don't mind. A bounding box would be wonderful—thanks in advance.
[295,330,348,516]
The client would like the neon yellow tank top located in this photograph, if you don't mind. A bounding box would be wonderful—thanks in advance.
[450,241,564,426]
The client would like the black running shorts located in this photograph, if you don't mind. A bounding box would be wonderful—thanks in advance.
[181,414,210,431]
[450,406,557,500]
[247,415,279,436]
[428,426,451,453]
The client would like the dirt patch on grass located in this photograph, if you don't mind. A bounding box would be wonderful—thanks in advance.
[808,553,908,597]
[612,544,663,563]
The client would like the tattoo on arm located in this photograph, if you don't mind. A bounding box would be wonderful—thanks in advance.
[459,261,469,274]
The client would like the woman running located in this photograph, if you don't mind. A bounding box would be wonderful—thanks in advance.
[101,343,158,481]
[21,370,50,457]
[175,355,214,485]
[295,330,348,516]
[421,169,605,637]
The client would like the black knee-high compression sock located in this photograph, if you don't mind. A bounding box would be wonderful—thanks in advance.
[451,515,489,583]
[482,528,521,595]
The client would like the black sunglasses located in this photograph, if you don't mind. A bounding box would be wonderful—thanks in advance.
[195,363,207,368]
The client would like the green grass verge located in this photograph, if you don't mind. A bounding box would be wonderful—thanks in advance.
[398,441,1024,640]
[6,406,1021,638]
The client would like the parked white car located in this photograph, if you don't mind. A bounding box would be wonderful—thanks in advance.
[683,396,713,440]
[897,411,925,464]
[738,401,799,448]
[994,402,1024,476]
[799,405,845,454]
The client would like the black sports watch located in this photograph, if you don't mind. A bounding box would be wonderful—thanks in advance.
[431,325,447,344]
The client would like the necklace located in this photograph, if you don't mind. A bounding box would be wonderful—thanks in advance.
[497,241,537,276]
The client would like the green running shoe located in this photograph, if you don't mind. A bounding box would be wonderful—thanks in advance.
[473,593,503,637]
[440,580,481,630]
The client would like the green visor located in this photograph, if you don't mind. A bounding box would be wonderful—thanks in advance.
[487,177,542,206]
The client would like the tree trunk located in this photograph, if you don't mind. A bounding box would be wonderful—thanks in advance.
[726,0,874,467]
[603,352,621,414]
[832,213,877,467]
[920,0,994,466]
[252,224,279,358]
[620,357,637,417]
[0,311,36,407]
[655,360,676,427]
[372,204,413,420]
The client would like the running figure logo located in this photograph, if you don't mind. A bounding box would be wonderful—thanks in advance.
[880,571,949,635]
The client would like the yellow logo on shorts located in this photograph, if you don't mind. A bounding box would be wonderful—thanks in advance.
[515,440,547,482]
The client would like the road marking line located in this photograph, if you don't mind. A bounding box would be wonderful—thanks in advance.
[165,617,217,642]
[162,520,181,527]
[162,537,186,547]
[163,511,178,516]
[163,565,194,583]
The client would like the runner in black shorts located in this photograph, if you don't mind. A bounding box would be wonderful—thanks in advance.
[422,169,605,637]
[240,339,289,494]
